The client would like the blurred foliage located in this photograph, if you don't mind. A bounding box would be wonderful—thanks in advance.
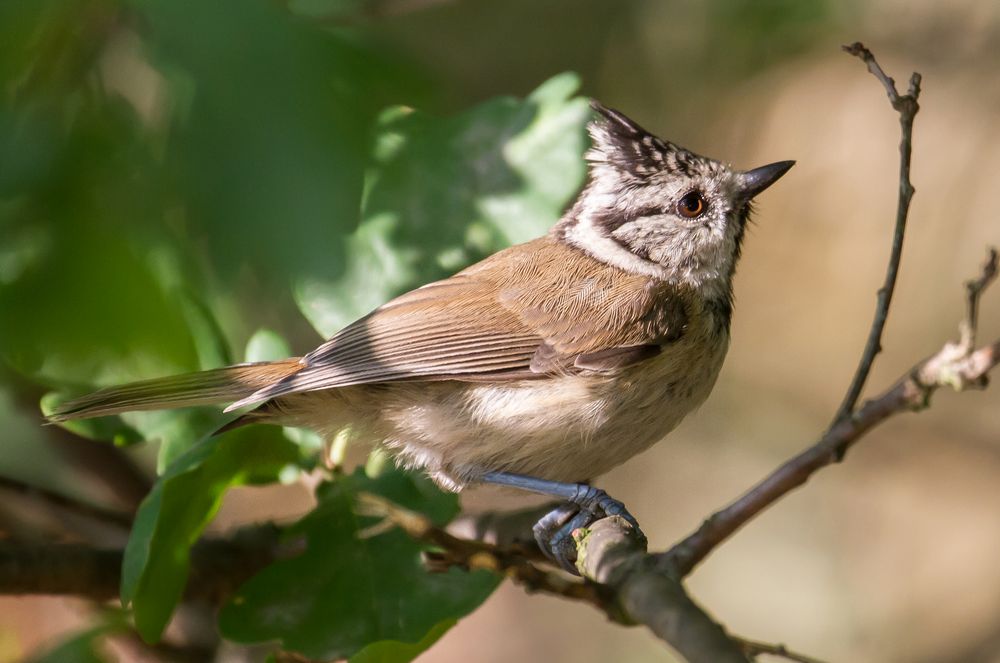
[27,627,109,663]
[0,0,845,660]
[219,467,500,660]
[297,71,589,334]
[25,614,127,663]
[121,425,299,642]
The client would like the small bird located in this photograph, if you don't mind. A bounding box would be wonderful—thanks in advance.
[49,101,793,571]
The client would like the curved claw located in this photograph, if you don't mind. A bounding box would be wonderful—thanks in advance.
[532,503,578,566]
[532,488,646,574]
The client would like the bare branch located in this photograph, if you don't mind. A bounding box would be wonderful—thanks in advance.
[652,44,998,580]
[377,498,827,663]
[359,493,755,662]
[0,525,280,602]
[833,42,922,424]
[738,637,829,663]
[575,517,751,663]
[446,502,557,550]
[0,475,135,529]
[960,248,998,349]
[0,542,123,600]
[661,248,999,577]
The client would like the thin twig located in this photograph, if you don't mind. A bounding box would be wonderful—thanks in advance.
[446,502,557,551]
[960,247,998,349]
[657,43,941,578]
[0,475,135,529]
[738,637,829,663]
[833,42,922,424]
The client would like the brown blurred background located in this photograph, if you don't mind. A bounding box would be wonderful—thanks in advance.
[2,1,999,661]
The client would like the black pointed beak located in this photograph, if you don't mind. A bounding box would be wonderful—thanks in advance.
[738,160,795,200]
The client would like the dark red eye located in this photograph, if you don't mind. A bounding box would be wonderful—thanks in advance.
[677,191,706,218]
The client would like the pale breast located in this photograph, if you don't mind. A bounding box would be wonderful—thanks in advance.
[375,304,730,490]
[272,288,731,491]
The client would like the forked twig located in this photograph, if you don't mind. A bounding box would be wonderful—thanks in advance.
[833,42,922,424]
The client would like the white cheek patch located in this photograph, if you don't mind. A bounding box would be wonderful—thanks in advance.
[577,210,736,301]
[563,208,672,279]
[558,167,743,301]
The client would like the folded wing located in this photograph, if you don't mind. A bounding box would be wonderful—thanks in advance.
[226,238,683,411]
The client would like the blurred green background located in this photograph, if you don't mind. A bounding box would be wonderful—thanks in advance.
[2,1,999,662]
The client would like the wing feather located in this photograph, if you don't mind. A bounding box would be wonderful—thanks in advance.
[226,237,685,411]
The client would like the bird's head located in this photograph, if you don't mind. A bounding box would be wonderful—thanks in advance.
[557,101,794,301]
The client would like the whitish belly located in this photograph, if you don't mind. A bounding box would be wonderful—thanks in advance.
[383,341,728,490]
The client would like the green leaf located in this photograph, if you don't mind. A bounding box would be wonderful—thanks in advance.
[35,286,233,466]
[40,391,144,448]
[218,467,501,660]
[121,426,298,642]
[1,388,78,494]
[176,287,234,370]
[348,619,456,663]
[295,72,590,336]
[28,629,108,663]
[142,408,223,473]
[245,328,292,363]
[26,613,128,663]
[131,0,419,289]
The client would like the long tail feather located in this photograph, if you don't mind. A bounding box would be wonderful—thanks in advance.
[46,358,302,422]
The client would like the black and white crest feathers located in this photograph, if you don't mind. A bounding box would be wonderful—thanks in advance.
[587,100,698,177]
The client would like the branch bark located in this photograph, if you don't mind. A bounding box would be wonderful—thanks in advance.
[0,525,280,602]
[0,475,135,529]
[575,518,750,663]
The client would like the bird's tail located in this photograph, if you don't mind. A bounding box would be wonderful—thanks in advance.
[46,358,303,422]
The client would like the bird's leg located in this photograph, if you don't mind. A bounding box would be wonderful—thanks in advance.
[480,471,645,574]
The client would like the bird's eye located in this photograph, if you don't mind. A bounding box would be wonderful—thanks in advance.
[677,191,706,218]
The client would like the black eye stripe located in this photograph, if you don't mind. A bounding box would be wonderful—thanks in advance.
[596,192,714,232]
[594,203,669,232]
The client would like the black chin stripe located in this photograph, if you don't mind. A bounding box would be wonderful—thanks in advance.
[705,295,733,334]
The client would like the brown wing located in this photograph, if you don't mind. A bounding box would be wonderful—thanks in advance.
[226,237,686,410]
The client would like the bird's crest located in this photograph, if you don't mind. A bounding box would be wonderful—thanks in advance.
[586,100,698,178]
